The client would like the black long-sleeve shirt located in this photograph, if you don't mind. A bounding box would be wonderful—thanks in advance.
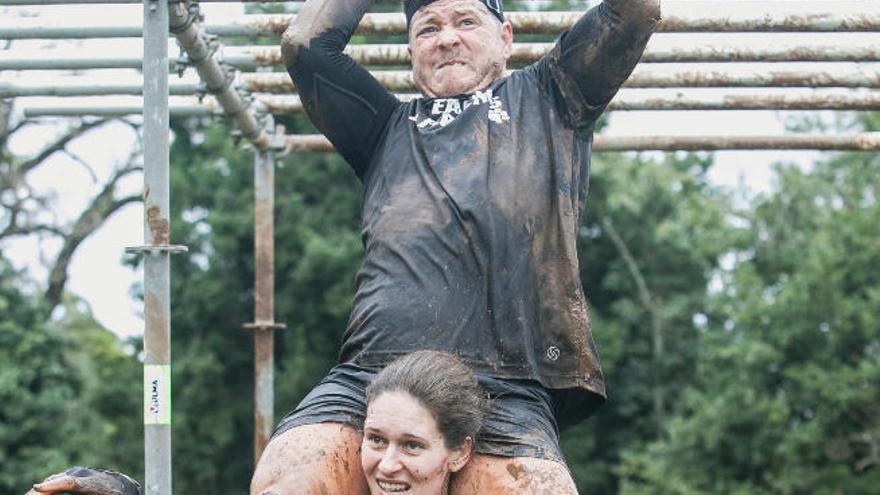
[282,0,659,426]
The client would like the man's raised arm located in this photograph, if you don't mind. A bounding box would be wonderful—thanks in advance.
[549,0,661,125]
[280,0,399,176]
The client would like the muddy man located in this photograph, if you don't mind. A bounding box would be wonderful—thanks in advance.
[255,0,660,493]
[28,1,659,494]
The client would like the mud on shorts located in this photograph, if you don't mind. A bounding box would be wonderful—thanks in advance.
[273,362,566,463]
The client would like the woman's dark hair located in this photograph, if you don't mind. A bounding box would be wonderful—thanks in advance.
[365,350,487,449]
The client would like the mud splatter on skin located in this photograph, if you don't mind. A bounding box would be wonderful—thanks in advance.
[453,456,577,494]
[506,461,528,481]
[251,423,368,495]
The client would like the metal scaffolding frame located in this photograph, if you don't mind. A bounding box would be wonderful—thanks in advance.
[3,1,880,494]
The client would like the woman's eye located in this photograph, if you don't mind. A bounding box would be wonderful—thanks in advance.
[405,441,423,451]
[460,18,476,26]
[368,434,387,446]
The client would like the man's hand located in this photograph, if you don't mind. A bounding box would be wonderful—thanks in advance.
[25,467,142,495]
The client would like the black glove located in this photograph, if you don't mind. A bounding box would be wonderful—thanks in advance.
[28,466,142,495]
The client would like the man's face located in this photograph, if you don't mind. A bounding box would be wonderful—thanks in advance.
[408,0,513,98]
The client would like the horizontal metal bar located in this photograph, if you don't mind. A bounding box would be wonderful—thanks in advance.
[18,88,880,115]
[23,105,215,117]
[608,89,880,110]
[236,65,880,93]
[2,44,875,73]
[2,3,878,40]
[256,89,880,113]
[625,65,880,88]
[285,133,880,152]
[0,56,146,70]
[0,81,201,97]
[4,43,879,71]
[7,63,878,99]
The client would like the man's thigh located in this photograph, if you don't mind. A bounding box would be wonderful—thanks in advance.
[250,422,369,495]
[451,454,578,494]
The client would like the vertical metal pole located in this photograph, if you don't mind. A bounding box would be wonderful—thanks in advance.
[250,149,284,465]
[142,0,171,493]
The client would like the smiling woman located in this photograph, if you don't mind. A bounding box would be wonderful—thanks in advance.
[26,351,485,495]
[361,351,488,495]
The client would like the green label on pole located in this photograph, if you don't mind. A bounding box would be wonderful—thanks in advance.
[144,365,172,425]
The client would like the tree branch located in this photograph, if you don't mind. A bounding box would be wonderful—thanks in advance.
[1,223,65,239]
[0,99,12,149]
[16,118,111,176]
[61,149,99,183]
[602,215,666,438]
[44,158,143,309]
[45,193,141,309]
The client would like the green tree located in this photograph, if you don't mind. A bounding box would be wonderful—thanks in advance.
[618,114,880,494]
[0,262,78,493]
[0,263,140,492]
[561,150,738,492]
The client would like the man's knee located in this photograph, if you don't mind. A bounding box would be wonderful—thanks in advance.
[250,422,368,495]
[451,454,577,494]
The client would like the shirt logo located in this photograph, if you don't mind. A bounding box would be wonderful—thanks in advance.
[410,88,510,129]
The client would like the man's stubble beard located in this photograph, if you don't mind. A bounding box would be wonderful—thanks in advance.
[417,58,506,98]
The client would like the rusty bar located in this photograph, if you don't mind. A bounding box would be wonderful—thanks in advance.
[625,65,880,88]
[141,0,172,493]
[254,89,880,113]
[181,8,880,36]
[640,43,880,64]
[12,65,875,99]
[169,1,270,150]
[223,42,880,68]
[251,149,277,465]
[284,133,880,152]
[4,3,880,40]
[21,88,880,117]
[239,65,880,93]
[3,42,879,72]
[592,134,880,151]
[607,90,880,110]
[228,8,880,37]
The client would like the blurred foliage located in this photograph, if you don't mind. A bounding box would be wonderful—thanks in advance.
[616,113,880,495]
[0,261,142,493]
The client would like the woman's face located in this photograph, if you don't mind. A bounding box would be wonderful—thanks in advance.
[361,390,471,494]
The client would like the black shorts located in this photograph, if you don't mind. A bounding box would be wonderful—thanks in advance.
[273,363,565,463]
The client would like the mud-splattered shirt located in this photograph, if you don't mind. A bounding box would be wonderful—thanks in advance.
[285,0,658,426]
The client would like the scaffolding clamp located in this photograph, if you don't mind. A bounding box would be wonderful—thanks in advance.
[125,244,189,256]
[169,1,202,35]
[242,320,287,332]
